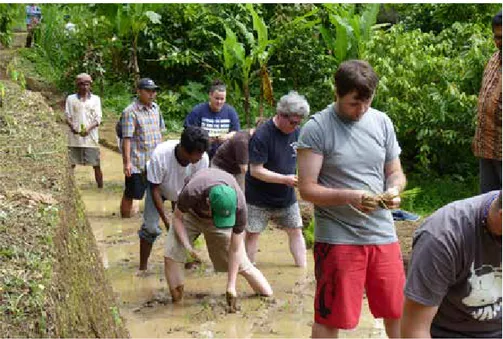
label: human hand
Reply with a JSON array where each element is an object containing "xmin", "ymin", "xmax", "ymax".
[
  {"xmin": 187, "ymin": 248, "xmax": 201, "ymax": 263},
  {"xmin": 378, "ymin": 187, "xmax": 401, "ymax": 210},
  {"xmin": 352, "ymin": 190, "xmax": 379, "ymax": 214},
  {"xmin": 226, "ymin": 291, "xmax": 238, "ymax": 313},
  {"xmin": 123, "ymin": 162, "xmax": 132, "ymax": 177},
  {"xmin": 284, "ymin": 175, "xmax": 298, "ymax": 187}
]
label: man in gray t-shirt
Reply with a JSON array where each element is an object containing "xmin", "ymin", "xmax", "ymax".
[
  {"xmin": 402, "ymin": 191, "xmax": 502, "ymax": 338},
  {"xmin": 297, "ymin": 60, "xmax": 407, "ymax": 338}
]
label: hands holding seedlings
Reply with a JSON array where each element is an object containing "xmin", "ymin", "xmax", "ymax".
[{"xmin": 354, "ymin": 187, "xmax": 401, "ymax": 213}]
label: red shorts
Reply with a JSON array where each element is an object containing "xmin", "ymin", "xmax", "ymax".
[{"xmin": 313, "ymin": 242, "xmax": 405, "ymax": 329}]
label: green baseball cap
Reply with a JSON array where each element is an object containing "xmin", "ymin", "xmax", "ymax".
[{"xmin": 209, "ymin": 185, "xmax": 237, "ymax": 228}]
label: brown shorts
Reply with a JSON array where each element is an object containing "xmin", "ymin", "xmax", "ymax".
[
  {"xmin": 164, "ymin": 210, "xmax": 252, "ymax": 273},
  {"xmin": 68, "ymin": 146, "xmax": 100, "ymax": 166}
]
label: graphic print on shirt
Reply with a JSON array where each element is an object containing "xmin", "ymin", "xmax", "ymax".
[
  {"xmin": 462, "ymin": 262, "xmax": 502, "ymax": 321},
  {"xmin": 201, "ymin": 117, "xmax": 230, "ymax": 137},
  {"xmin": 290, "ymin": 141, "xmax": 298, "ymax": 158}
]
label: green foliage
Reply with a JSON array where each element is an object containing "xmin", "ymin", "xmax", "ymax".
[
  {"xmin": 401, "ymin": 174, "xmax": 478, "ymax": 216},
  {"xmin": 364, "ymin": 23, "xmax": 495, "ymax": 176},
  {"xmin": 303, "ymin": 217, "xmax": 314, "ymax": 249},
  {"xmin": 391, "ymin": 3, "xmax": 501, "ymax": 33},
  {"xmin": 319, "ymin": 3, "xmax": 381, "ymax": 64},
  {"xmin": 0, "ymin": 4, "xmax": 19, "ymax": 47}
]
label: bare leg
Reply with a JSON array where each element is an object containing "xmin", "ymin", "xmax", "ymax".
[
  {"xmin": 93, "ymin": 166, "xmax": 103, "ymax": 188},
  {"xmin": 120, "ymin": 194, "xmax": 133, "ymax": 218},
  {"xmin": 237, "ymin": 243, "xmax": 272, "ymax": 295},
  {"xmin": 239, "ymin": 265, "xmax": 273, "ymax": 296},
  {"xmin": 383, "ymin": 318, "xmax": 400, "ymax": 338},
  {"xmin": 139, "ymin": 238, "xmax": 153, "ymax": 271},
  {"xmin": 311, "ymin": 322, "xmax": 339, "ymax": 338},
  {"xmin": 244, "ymin": 231, "xmax": 260, "ymax": 263},
  {"xmin": 285, "ymin": 228, "xmax": 307, "ymax": 267},
  {"xmin": 164, "ymin": 256, "xmax": 185, "ymax": 302}
]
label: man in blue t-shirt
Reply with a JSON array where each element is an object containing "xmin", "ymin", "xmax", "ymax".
[
  {"xmin": 184, "ymin": 79, "xmax": 240, "ymax": 159},
  {"xmin": 245, "ymin": 91, "xmax": 310, "ymax": 268}
]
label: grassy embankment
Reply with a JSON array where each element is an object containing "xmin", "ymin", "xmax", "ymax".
[{"xmin": 0, "ymin": 34, "xmax": 129, "ymax": 337}]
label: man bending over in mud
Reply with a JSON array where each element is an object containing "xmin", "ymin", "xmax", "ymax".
[
  {"xmin": 137, "ymin": 126, "xmax": 209, "ymax": 275},
  {"xmin": 401, "ymin": 191, "xmax": 502, "ymax": 338},
  {"xmin": 164, "ymin": 167, "xmax": 273, "ymax": 310}
]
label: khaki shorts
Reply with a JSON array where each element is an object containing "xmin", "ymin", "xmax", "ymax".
[
  {"xmin": 164, "ymin": 211, "xmax": 252, "ymax": 272},
  {"xmin": 246, "ymin": 202, "xmax": 303, "ymax": 233},
  {"xmin": 68, "ymin": 146, "xmax": 100, "ymax": 166}
]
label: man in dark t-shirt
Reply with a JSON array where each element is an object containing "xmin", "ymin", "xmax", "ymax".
[
  {"xmin": 245, "ymin": 91, "xmax": 310, "ymax": 267},
  {"xmin": 212, "ymin": 119, "xmax": 266, "ymax": 192},
  {"xmin": 402, "ymin": 191, "xmax": 502, "ymax": 338},
  {"xmin": 163, "ymin": 168, "xmax": 272, "ymax": 309}
]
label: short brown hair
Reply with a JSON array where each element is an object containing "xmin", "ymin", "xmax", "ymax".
[{"xmin": 334, "ymin": 60, "xmax": 379, "ymax": 101}]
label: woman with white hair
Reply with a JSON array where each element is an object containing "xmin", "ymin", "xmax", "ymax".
[{"xmin": 244, "ymin": 91, "xmax": 310, "ymax": 267}]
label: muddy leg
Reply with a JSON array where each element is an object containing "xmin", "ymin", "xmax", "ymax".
[
  {"xmin": 164, "ymin": 256, "xmax": 185, "ymax": 302},
  {"xmin": 285, "ymin": 228, "xmax": 307, "ymax": 267},
  {"xmin": 139, "ymin": 238, "xmax": 153, "ymax": 271},
  {"xmin": 93, "ymin": 166, "xmax": 103, "ymax": 188},
  {"xmin": 120, "ymin": 194, "xmax": 133, "ymax": 218}
]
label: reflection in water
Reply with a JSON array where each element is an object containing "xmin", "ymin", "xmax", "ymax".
[{"xmin": 75, "ymin": 147, "xmax": 386, "ymax": 338}]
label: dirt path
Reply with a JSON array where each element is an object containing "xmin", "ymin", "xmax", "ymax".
[{"xmin": 75, "ymin": 147, "xmax": 389, "ymax": 338}]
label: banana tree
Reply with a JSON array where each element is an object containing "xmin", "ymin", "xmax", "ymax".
[
  {"xmin": 114, "ymin": 4, "xmax": 162, "ymax": 84},
  {"xmin": 318, "ymin": 4, "xmax": 382, "ymax": 64},
  {"xmin": 221, "ymin": 4, "xmax": 275, "ymax": 127}
]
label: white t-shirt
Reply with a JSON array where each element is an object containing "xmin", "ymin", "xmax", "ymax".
[
  {"xmin": 65, "ymin": 93, "xmax": 102, "ymax": 148},
  {"xmin": 147, "ymin": 140, "xmax": 209, "ymax": 201}
]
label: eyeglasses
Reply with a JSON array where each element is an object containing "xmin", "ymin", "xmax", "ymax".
[{"xmin": 281, "ymin": 114, "xmax": 303, "ymax": 126}]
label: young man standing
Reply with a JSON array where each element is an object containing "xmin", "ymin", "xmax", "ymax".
[
  {"xmin": 297, "ymin": 60, "xmax": 406, "ymax": 338},
  {"xmin": 65, "ymin": 73, "xmax": 103, "ymax": 188},
  {"xmin": 120, "ymin": 78, "xmax": 165, "ymax": 218},
  {"xmin": 137, "ymin": 126, "xmax": 209, "ymax": 275}
]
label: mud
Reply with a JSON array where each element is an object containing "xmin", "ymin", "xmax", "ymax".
[{"xmin": 75, "ymin": 146, "xmax": 407, "ymax": 338}]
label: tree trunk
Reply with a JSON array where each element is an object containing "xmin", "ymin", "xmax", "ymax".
[
  {"xmin": 243, "ymin": 83, "xmax": 250, "ymax": 128},
  {"xmin": 132, "ymin": 35, "xmax": 140, "ymax": 85}
]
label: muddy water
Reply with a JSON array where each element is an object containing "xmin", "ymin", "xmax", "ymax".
[{"xmin": 75, "ymin": 146, "xmax": 386, "ymax": 338}]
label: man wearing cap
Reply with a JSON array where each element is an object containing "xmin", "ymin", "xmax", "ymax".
[
  {"xmin": 119, "ymin": 78, "xmax": 165, "ymax": 218},
  {"xmin": 164, "ymin": 167, "xmax": 273, "ymax": 308},
  {"xmin": 65, "ymin": 73, "xmax": 103, "ymax": 188}
]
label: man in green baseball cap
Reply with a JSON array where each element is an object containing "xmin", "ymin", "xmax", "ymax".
[
  {"xmin": 209, "ymin": 184, "xmax": 237, "ymax": 228},
  {"xmin": 163, "ymin": 168, "xmax": 273, "ymax": 311}
]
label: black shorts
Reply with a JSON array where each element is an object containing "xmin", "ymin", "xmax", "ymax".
[{"xmin": 124, "ymin": 173, "xmax": 147, "ymax": 200}]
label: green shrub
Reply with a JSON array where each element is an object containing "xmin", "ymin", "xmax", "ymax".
[{"xmin": 364, "ymin": 23, "xmax": 495, "ymax": 176}]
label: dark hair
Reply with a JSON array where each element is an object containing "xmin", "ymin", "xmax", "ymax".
[
  {"xmin": 180, "ymin": 126, "xmax": 209, "ymax": 154},
  {"xmin": 209, "ymin": 79, "xmax": 226, "ymax": 94},
  {"xmin": 493, "ymin": 11, "xmax": 502, "ymax": 29},
  {"xmin": 334, "ymin": 60, "xmax": 379, "ymax": 101}
]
